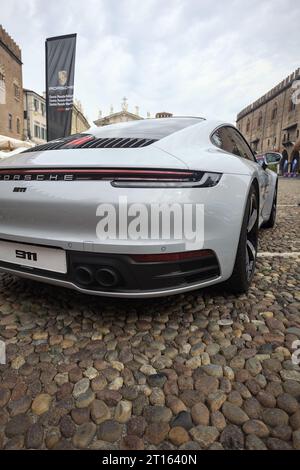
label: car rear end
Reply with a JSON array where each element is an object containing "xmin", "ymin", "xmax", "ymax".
[{"xmin": 0, "ymin": 120, "xmax": 250, "ymax": 297}]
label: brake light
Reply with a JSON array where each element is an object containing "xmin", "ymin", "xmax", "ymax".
[{"xmin": 62, "ymin": 135, "xmax": 95, "ymax": 147}]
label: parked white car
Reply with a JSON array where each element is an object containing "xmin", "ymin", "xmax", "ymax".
[{"xmin": 0, "ymin": 117, "xmax": 278, "ymax": 297}]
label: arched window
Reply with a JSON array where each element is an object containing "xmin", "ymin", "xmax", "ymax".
[
  {"xmin": 289, "ymin": 97, "xmax": 296, "ymax": 112},
  {"xmin": 0, "ymin": 64, "xmax": 5, "ymax": 105},
  {"xmin": 13, "ymin": 79, "xmax": 20, "ymax": 101},
  {"xmin": 246, "ymin": 119, "xmax": 250, "ymax": 133},
  {"xmin": 8, "ymin": 113, "xmax": 12, "ymax": 131},
  {"xmin": 271, "ymin": 103, "xmax": 278, "ymax": 120},
  {"xmin": 0, "ymin": 64, "xmax": 5, "ymax": 84},
  {"xmin": 257, "ymin": 112, "xmax": 262, "ymax": 128}
]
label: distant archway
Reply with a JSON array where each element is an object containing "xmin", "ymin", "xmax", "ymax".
[
  {"xmin": 280, "ymin": 150, "xmax": 289, "ymax": 175},
  {"xmin": 291, "ymin": 150, "xmax": 299, "ymax": 174}
]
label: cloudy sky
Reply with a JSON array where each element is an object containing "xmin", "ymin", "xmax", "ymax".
[{"xmin": 1, "ymin": 0, "xmax": 299, "ymax": 124}]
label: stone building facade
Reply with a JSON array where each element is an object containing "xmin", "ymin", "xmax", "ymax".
[
  {"xmin": 94, "ymin": 99, "xmax": 143, "ymax": 127},
  {"xmin": 236, "ymin": 68, "xmax": 300, "ymax": 174},
  {"xmin": 94, "ymin": 99, "xmax": 176, "ymax": 128},
  {"xmin": 71, "ymin": 101, "xmax": 90, "ymax": 134},
  {"xmin": 94, "ymin": 109, "xmax": 142, "ymax": 127},
  {"xmin": 24, "ymin": 91, "xmax": 89, "ymax": 144},
  {"xmin": 0, "ymin": 25, "xmax": 23, "ymax": 140},
  {"xmin": 23, "ymin": 89, "xmax": 46, "ymax": 143}
]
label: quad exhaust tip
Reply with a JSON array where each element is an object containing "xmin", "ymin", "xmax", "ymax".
[
  {"xmin": 95, "ymin": 268, "xmax": 119, "ymax": 288},
  {"xmin": 74, "ymin": 266, "xmax": 94, "ymax": 286},
  {"xmin": 74, "ymin": 265, "xmax": 119, "ymax": 288}
]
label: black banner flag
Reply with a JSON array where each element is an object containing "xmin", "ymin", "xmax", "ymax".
[{"xmin": 45, "ymin": 34, "xmax": 77, "ymax": 141}]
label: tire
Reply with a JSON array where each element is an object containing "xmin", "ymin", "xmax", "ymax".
[
  {"xmin": 262, "ymin": 182, "xmax": 277, "ymax": 229},
  {"xmin": 225, "ymin": 185, "xmax": 259, "ymax": 294}
]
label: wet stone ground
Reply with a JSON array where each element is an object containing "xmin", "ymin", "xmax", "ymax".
[{"xmin": 0, "ymin": 178, "xmax": 300, "ymax": 450}]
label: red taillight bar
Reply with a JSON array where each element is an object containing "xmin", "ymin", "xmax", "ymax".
[
  {"xmin": 0, "ymin": 169, "xmax": 194, "ymax": 177},
  {"xmin": 62, "ymin": 136, "xmax": 95, "ymax": 147},
  {"xmin": 130, "ymin": 249, "xmax": 214, "ymax": 263}
]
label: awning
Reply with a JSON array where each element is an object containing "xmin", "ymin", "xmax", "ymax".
[
  {"xmin": 0, "ymin": 135, "xmax": 34, "ymax": 151},
  {"xmin": 282, "ymin": 122, "xmax": 297, "ymax": 131}
]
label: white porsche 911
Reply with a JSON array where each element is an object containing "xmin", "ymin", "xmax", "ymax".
[{"xmin": 0, "ymin": 117, "xmax": 279, "ymax": 298}]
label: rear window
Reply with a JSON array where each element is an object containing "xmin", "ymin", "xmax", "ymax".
[
  {"xmin": 21, "ymin": 117, "xmax": 205, "ymax": 153},
  {"xmin": 87, "ymin": 117, "xmax": 204, "ymax": 140}
]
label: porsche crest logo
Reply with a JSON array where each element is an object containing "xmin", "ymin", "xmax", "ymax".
[{"xmin": 58, "ymin": 70, "xmax": 68, "ymax": 86}]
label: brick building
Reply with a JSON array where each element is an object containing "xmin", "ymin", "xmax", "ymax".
[
  {"xmin": 236, "ymin": 68, "xmax": 300, "ymax": 174},
  {"xmin": 156, "ymin": 112, "xmax": 173, "ymax": 118},
  {"xmin": 0, "ymin": 25, "xmax": 23, "ymax": 140}
]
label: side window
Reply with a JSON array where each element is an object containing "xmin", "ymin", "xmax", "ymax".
[
  {"xmin": 211, "ymin": 126, "xmax": 255, "ymax": 161},
  {"xmin": 211, "ymin": 126, "xmax": 241, "ymax": 156},
  {"xmin": 230, "ymin": 128, "xmax": 255, "ymax": 161}
]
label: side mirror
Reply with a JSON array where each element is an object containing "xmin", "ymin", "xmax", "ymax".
[{"xmin": 265, "ymin": 152, "xmax": 282, "ymax": 165}]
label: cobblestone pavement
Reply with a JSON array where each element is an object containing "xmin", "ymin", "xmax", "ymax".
[{"xmin": 0, "ymin": 178, "xmax": 299, "ymax": 450}]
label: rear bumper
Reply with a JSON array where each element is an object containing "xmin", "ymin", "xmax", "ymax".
[
  {"xmin": 0, "ymin": 248, "xmax": 221, "ymax": 298},
  {"xmin": 0, "ymin": 173, "xmax": 251, "ymax": 284}
]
